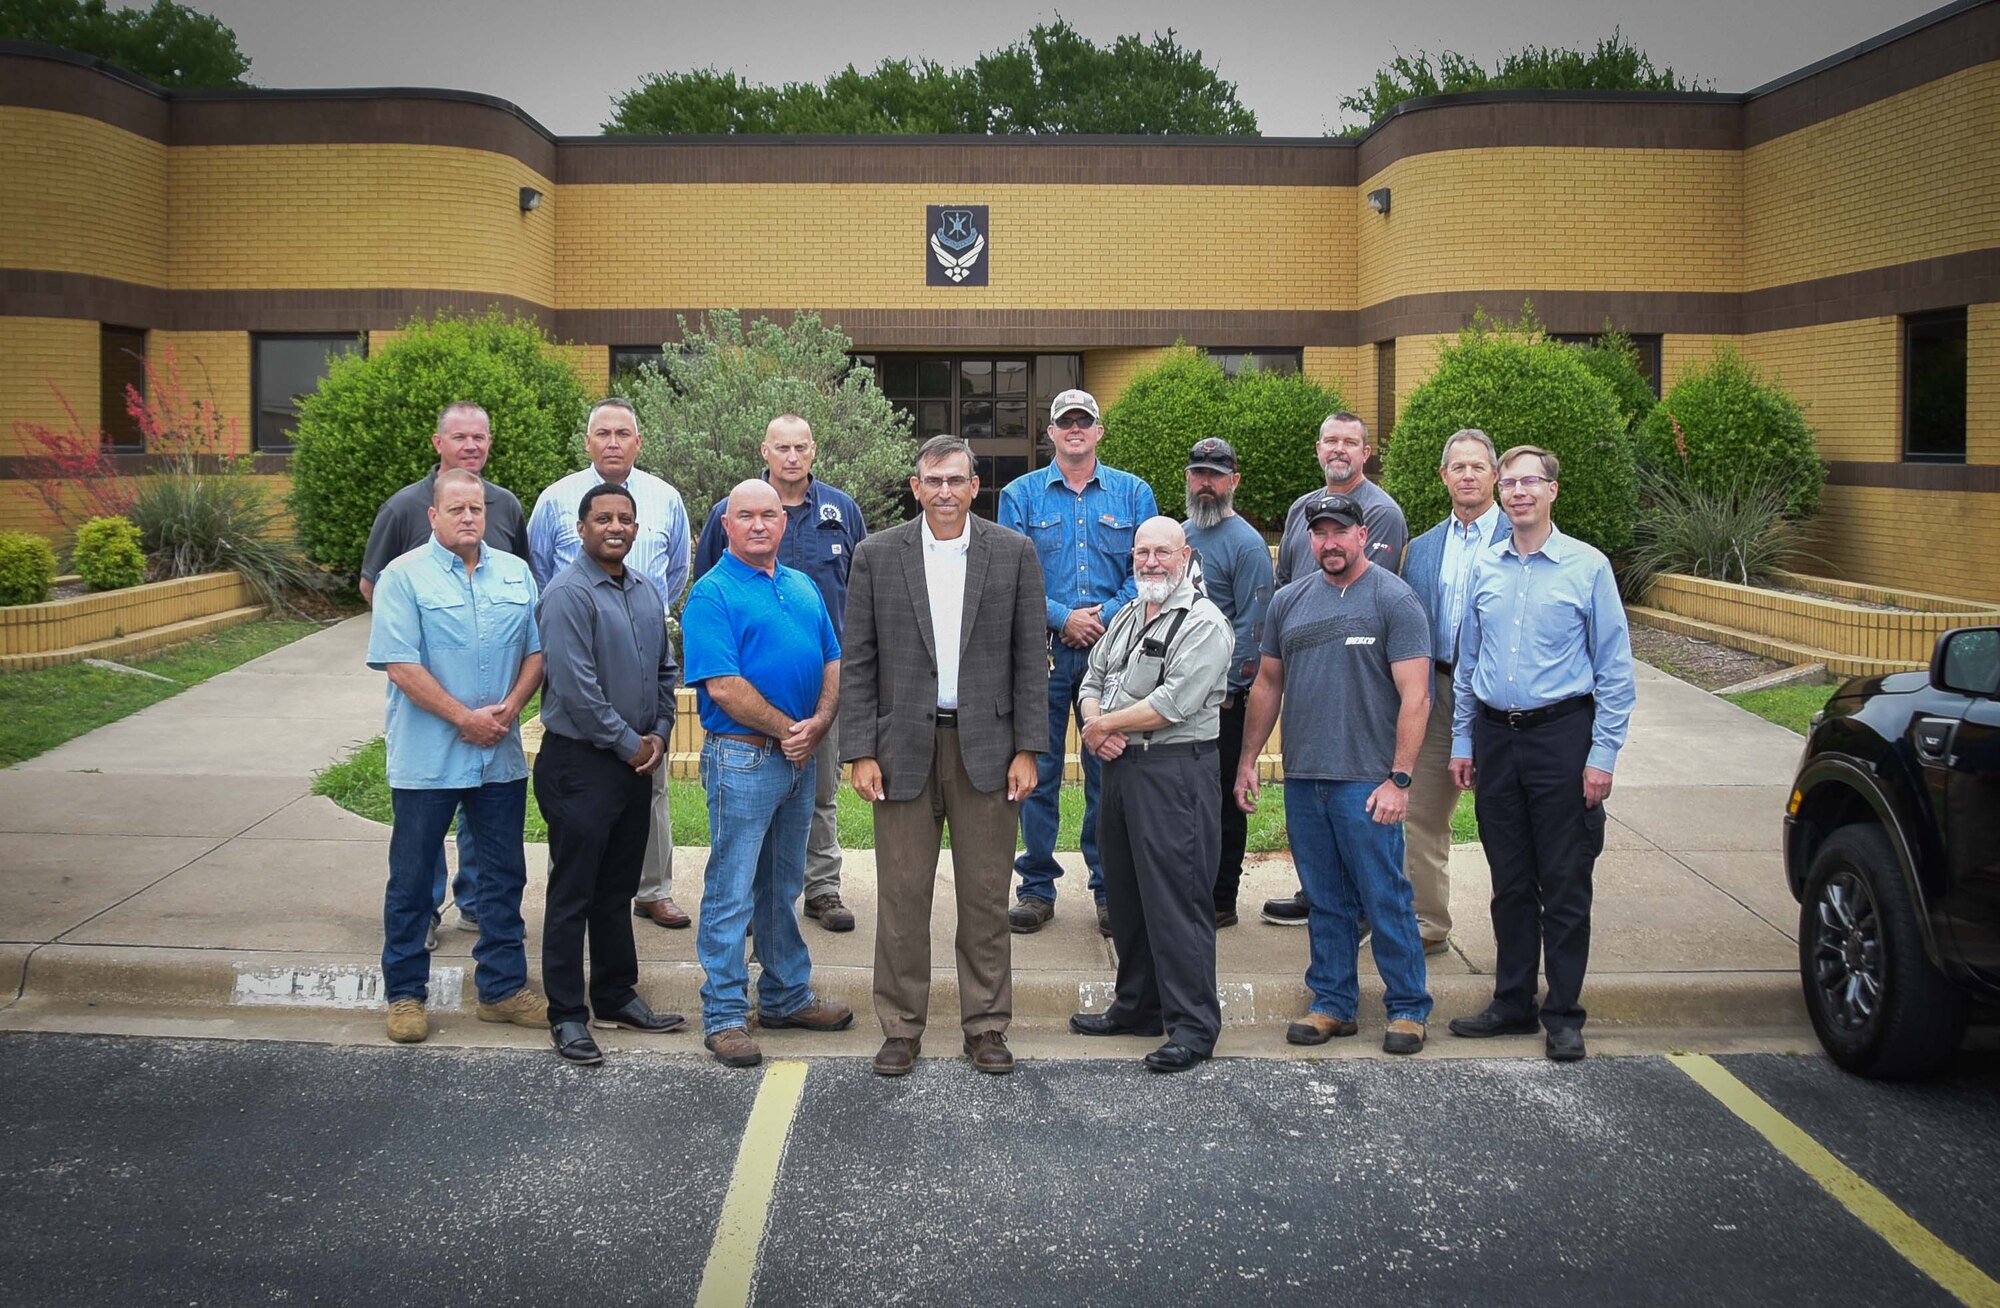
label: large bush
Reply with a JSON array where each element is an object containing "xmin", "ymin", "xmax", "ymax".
[
  {"xmin": 1100, "ymin": 345, "xmax": 1344, "ymax": 531},
  {"xmin": 1382, "ymin": 314, "xmax": 1637, "ymax": 553},
  {"xmin": 1637, "ymin": 346, "xmax": 1824, "ymax": 518},
  {"xmin": 623, "ymin": 310, "xmax": 915, "ymax": 530},
  {"xmin": 72, "ymin": 515, "xmax": 146, "ymax": 591},
  {"xmin": 0, "ymin": 532, "xmax": 57, "ymax": 606},
  {"xmin": 1568, "ymin": 331, "xmax": 1657, "ymax": 436},
  {"xmin": 290, "ymin": 312, "xmax": 586, "ymax": 574}
]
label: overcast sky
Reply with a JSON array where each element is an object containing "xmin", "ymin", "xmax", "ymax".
[{"xmin": 195, "ymin": 0, "xmax": 1948, "ymax": 136}]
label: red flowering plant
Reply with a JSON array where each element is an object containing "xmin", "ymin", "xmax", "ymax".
[{"xmin": 13, "ymin": 385, "xmax": 137, "ymax": 532}]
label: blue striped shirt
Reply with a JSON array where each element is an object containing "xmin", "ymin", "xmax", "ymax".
[{"xmin": 526, "ymin": 465, "xmax": 690, "ymax": 603}]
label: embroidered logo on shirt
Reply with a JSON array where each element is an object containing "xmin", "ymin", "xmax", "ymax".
[
  {"xmin": 819, "ymin": 503, "xmax": 843, "ymax": 523},
  {"xmin": 831, "ymin": 543, "xmax": 842, "ymax": 555},
  {"xmin": 1345, "ymin": 636, "xmax": 1377, "ymax": 646}
]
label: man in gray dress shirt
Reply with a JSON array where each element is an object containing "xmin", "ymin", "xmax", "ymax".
[{"xmin": 1068, "ymin": 516, "xmax": 1233, "ymax": 1073}]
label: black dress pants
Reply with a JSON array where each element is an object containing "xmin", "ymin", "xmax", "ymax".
[
  {"xmin": 1471, "ymin": 703, "xmax": 1606, "ymax": 1031},
  {"xmin": 535, "ymin": 731, "xmax": 652, "ymax": 1027},
  {"xmin": 1212, "ymin": 697, "xmax": 1249, "ymax": 915}
]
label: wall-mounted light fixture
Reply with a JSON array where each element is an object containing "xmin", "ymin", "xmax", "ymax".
[
  {"xmin": 519, "ymin": 187, "xmax": 543, "ymax": 213},
  {"xmin": 1367, "ymin": 187, "xmax": 1391, "ymax": 216}
]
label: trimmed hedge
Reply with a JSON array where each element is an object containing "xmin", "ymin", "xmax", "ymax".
[
  {"xmin": 1637, "ymin": 346, "xmax": 1824, "ymax": 518},
  {"xmin": 1569, "ymin": 331, "xmax": 1657, "ymax": 436},
  {"xmin": 0, "ymin": 531, "xmax": 58, "ymax": 606},
  {"xmin": 72, "ymin": 515, "xmax": 147, "ymax": 592}
]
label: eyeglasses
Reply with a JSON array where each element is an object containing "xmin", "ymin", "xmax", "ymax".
[
  {"xmin": 918, "ymin": 475, "xmax": 971, "ymax": 491},
  {"xmin": 1496, "ymin": 475, "xmax": 1552, "ymax": 491},
  {"xmin": 1052, "ymin": 415, "xmax": 1096, "ymax": 431},
  {"xmin": 1131, "ymin": 547, "xmax": 1183, "ymax": 561}
]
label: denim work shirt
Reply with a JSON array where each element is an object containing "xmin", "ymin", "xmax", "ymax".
[
  {"xmin": 693, "ymin": 475, "xmax": 867, "ymax": 636},
  {"xmin": 527, "ymin": 465, "xmax": 691, "ymax": 603},
  {"xmin": 367, "ymin": 537, "xmax": 540, "ymax": 790},
  {"xmin": 998, "ymin": 460, "xmax": 1158, "ymax": 633},
  {"xmin": 1450, "ymin": 525, "xmax": 1637, "ymax": 774}
]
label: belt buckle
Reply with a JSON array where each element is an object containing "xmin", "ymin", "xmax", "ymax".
[{"xmin": 1506, "ymin": 709, "xmax": 1525, "ymax": 730}]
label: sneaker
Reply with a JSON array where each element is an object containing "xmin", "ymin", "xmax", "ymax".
[
  {"xmin": 453, "ymin": 907, "xmax": 480, "ymax": 934},
  {"xmin": 424, "ymin": 911, "xmax": 440, "ymax": 952},
  {"xmin": 1356, "ymin": 915, "xmax": 1372, "ymax": 949},
  {"xmin": 1008, "ymin": 896, "xmax": 1055, "ymax": 934},
  {"xmin": 1261, "ymin": 892, "xmax": 1308, "ymax": 926},
  {"xmin": 706, "ymin": 1026, "xmax": 763, "ymax": 1068},
  {"xmin": 476, "ymin": 987, "xmax": 549, "ymax": 1028},
  {"xmin": 759, "ymin": 997, "xmax": 854, "ymax": 1032},
  {"xmin": 386, "ymin": 998, "xmax": 427, "ymax": 1044},
  {"xmin": 804, "ymin": 892, "xmax": 856, "ymax": 933}
]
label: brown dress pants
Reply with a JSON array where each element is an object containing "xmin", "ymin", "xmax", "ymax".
[
  {"xmin": 1402, "ymin": 666, "xmax": 1459, "ymax": 944},
  {"xmin": 872, "ymin": 724, "xmax": 1018, "ymax": 1039}
]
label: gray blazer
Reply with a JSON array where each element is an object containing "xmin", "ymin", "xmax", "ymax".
[
  {"xmin": 1402, "ymin": 509, "xmax": 1511, "ymax": 661},
  {"xmin": 840, "ymin": 514, "xmax": 1050, "ymax": 801}
]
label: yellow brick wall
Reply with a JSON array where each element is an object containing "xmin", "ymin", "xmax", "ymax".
[
  {"xmin": 169, "ymin": 145, "xmax": 556, "ymax": 303},
  {"xmin": 555, "ymin": 184, "xmax": 1348, "ymax": 311},
  {"xmin": 1744, "ymin": 64, "xmax": 2000, "ymax": 290},
  {"xmin": 149, "ymin": 331, "xmax": 253, "ymax": 455},
  {"xmin": 556, "ymin": 343, "xmax": 609, "ymax": 396},
  {"xmin": 1971, "ymin": 302, "xmax": 2000, "ymax": 465},
  {"xmin": 0, "ymin": 107, "xmax": 167, "ymax": 287},
  {"xmin": 1081, "ymin": 347, "xmax": 1168, "ymax": 409},
  {"xmin": 1301, "ymin": 345, "xmax": 1365, "ymax": 426},
  {"xmin": 1660, "ymin": 335, "xmax": 1730, "ymax": 390},
  {"xmin": 0, "ymin": 317, "xmax": 101, "ymax": 453},
  {"xmin": 1734, "ymin": 318, "xmax": 1901, "ymax": 462},
  {"xmin": 1811, "ymin": 486, "xmax": 2000, "ymax": 604},
  {"xmin": 1355, "ymin": 149, "xmax": 1742, "ymax": 305}
]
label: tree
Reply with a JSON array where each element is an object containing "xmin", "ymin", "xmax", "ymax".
[
  {"xmin": 1335, "ymin": 32, "xmax": 1702, "ymax": 135},
  {"xmin": 605, "ymin": 20, "xmax": 1256, "ymax": 136},
  {"xmin": 1, "ymin": 0, "xmax": 250, "ymax": 88},
  {"xmin": 620, "ymin": 311, "xmax": 914, "ymax": 533}
]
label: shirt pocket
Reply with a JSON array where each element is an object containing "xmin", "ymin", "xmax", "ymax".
[
  {"xmin": 417, "ymin": 592, "xmax": 472, "ymax": 650},
  {"xmin": 1090, "ymin": 511, "xmax": 1139, "ymax": 559},
  {"xmin": 480, "ymin": 577, "xmax": 534, "ymax": 646},
  {"xmin": 1527, "ymin": 578, "xmax": 1589, "ymax": 666}
]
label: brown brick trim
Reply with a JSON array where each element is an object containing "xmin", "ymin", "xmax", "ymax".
[
  {"xmin": 1826, "ymin": 460, "xmax": 2000, "ymax": 493},
  {"xmin": 555, "ymin": 307, "xmax": 1353, "ymax": 349},
  {"xmin": 1740, "ymin": 249, "xmax": 2000, "ymax": 333},
  {"xmin": 0, "ymin": 452, "xmax": 294, "ymax": 478},
  {"xmin": 1354, "ymin": 289, "xmax": 1743, "ymax": 341},
  {"xmin": 1357, "ymin": 99, "xmax": 1743, "ymax": 180},
  {"xmin": 169, "ymin": 94, "xmax": 557, "ymax": 177},
  {"xmin": 0, "ymin": 272, "xmax": 550, "ymax": 332},
  {"xmin": 0, "ymin": 46, "xmax": 167, "ymax": 141}
]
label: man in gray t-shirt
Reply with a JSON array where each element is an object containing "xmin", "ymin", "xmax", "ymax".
[{"xmin": 1236, "ymin": 491, "xmax": 1436, "ymax": 1055}]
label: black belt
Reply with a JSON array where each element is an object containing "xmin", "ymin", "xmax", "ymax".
[
  {"xmin": 934, "ymin": 709, "xmax": 958, "ymax": 728},
  {"xmin": 1435, "ymin": 659, "xmax": 1454, "ymax": 677},
  {"xmin": 1480, "ymin": 695, "xmax": 1593, "ymax": 730},
  {"xmin": 1120, "ymin": 739, "xmax": 1214, "ymax": 758}
]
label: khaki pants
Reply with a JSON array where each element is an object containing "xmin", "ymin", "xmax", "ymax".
[
  {"xmin": 1403, "ymin": 667, "xmax": 1458, "ymax": 943},
  {"xmin": 872, "ymin": 725, "xmax": 1017, "ymax": 1039},
  {"xmin": 634, "ymin": 764, "xmax": 675, "ymax": 902},
  {"xmin": 805, "ymin": 725, "xmax": 843, "ymax": 901}
]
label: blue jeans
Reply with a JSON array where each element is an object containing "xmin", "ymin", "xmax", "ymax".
[
  {"xmin": 1014, "ymin": 642, "xmax": 1103, "ymax": 905},
  {"xmin": 1284, "ymin": 778, "xmax": 1432, "ymax": 1024},
  {"xmin": 427, "ymin": 808, "xmax": 479, "ymax": 920},
  {"xmin": 696, "ymin": 738, "xmax": 818, "ymax": 1035},
  {"xmin": 384, "ymin": 781, "xmax": 528, "ymax": 1006}
]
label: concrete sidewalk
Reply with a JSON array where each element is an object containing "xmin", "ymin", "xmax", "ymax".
[{"xmin": 0, "ymin": 615, "xmax": 1812, "ymax": 1050}]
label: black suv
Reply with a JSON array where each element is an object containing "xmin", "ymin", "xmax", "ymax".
[{"xmin": 1786, "ymin": 624, "xmax": 2000, "ymax": 1079}]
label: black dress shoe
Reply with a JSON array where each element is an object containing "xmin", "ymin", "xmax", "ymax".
[
  {"xmin": 1446, "ymin": 1008, "xmax": 1542, "ymax": 1038},
  {"xmin": 551, "ymin": 1021, "xmax": 604, "ymax": 1065},
  {"xmin": 1143, "ymin": 1042, "xmax": 1211, "ymax": 1073},
  {"xmin": 1069, "ymin": 1011, "xmax": 1165, "ymax": 1038},
  {"xmin": 1546, "ymin": 1027, "xmax": 1587, "ymax": 1062},
  {"xmin": 591, "ymin": 996, "xmax": 686, "ymax": 1033}
]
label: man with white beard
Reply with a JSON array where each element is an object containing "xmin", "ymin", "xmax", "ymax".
[{"xmin": 1067, "ymin": 517, "xmax": 1233, "ymax": 1073}]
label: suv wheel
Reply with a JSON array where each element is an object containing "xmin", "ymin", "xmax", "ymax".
[{"xmin": 1800, "ymin": 824, "xmax": 1968, "ymax": 1079}]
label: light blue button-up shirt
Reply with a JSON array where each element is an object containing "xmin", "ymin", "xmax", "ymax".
[
  {"xmin": 1436, "ymin": 501, "xmax": 1504, "ymax": 662},
  {"xmin": 367, "ymin": 537, "xmax": 541, "ymax": 790},
  {"xmin": 1450, "ymin": 524, "xmax": 1637, "ymax": 774},
  {"xmin": 997, "ymin": 460, "xmax": 1158, "ymax": 632},
  {"xmin": 527, "ymin": 465, "xmax": 690, "ymax": 603}
]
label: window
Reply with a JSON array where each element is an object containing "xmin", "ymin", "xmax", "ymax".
[
  {"xmin": 99, "ymin": 325, "xmax": 147, "ymax": 452},
  {"xmin": 1206, "ymin": 348, "xmax": 1301, "ymax": 379},
  {"xmin": 609, "ymin": 345, "xmax": 668, "ymax": 388},
  {"xmin": 254, "ymin": 334, "xmax": 362, "ymax": 451},
  {"xmin": 1552, "ymin": 331, "xmax": 1663, "ymax": 396},
  {"xmin": 1904, "ymin": 309, "xmax": 1967, "ymax": 464},
  {"xmin": 1376, "ymin": 340, "xmax": 1396, "ymax": 441}
]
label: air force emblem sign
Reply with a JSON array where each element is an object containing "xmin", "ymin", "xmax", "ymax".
[{"xmin": 926, "ymin": 205, "xmax": 989, "ymax": 287}]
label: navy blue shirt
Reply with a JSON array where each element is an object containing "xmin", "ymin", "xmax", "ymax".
[
  {"xmin": 694, "ymin": 476, "xmax": 866, "ymax": 635},
  {"xmin": 682, "ymin": 552, "xmax": 841, "ymax": 737}
]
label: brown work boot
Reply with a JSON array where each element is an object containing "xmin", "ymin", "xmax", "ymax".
[
  {"xmin": 634, "ymin": 897, "xmax": 691, "ymax": 929},
  {"xmin": 759, "ymin": 997, "xmax": 855, "ymax": 1032},
  {"xmin": 873, "ymin": 1036, "xmax": 921, "ymax": 1077},
  {"xmin": 705, "ymin": 1026, "xmax": 762, "ymax": 1068},
  {"xmin": 1285, "ymin": 1012, "xmax": 1359, "ymax": 1046},
  {"xmin": 964, "ymin": 1030, "xmax": 1015, "ymax": 1075},
  {"xmin": 476, "ymin": 987, "xmax": 549, "ymax": 1028},
  {"xmin": 804, "ymin": 892, "xmax": 856, "ymax": 933},
  {"xmin": 1383, "ymin": 1018, "xmax": 1427, "ymax": 1056},
  {"xmin": 385, "ymin": 998, "xmax": 427, "ymax": 1044}
]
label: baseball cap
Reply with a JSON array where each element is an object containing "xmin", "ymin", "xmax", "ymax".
[
  {"xmin": 1303, "ymin": 491, "xmax": 1364, "ymax": 528},
  {"xmin": 1186, "ymin": 438, "xmax": 1237, "ymax": 473},
  {"xmin": 1049, "ymin": 389, "xmax": 1100, "ymax": 423}
]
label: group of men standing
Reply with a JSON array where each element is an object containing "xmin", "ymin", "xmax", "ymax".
[{"xmin": 358, "ymin": 378, "xmax": 1635, "ymax": 1073}]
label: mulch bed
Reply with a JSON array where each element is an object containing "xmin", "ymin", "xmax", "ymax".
[{"xmin": 1629, "ymin": 624, "xmax": 1792, "ymax": 692}]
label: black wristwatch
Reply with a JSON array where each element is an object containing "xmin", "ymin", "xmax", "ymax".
[{"xmin": 1390, "ymin": 771, "xmax": 1413, "ymax": 789}]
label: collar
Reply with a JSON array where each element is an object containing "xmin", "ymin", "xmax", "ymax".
[
  {"xmin": 425, "ymin": 535, "xmax": 487, "ymax": 572},
  {"xmin": 1451, "ymin": 502, "xmax": 1502, "ymax": 539},
  {"xmin": 920, "ymin": 515, "xmax": 971, "ymax": 555},
  {"xmin": 1040, "ymin": 459, "xmax": 1102, "ymax": 490},
  {"xmin": 1503, "ymin": 522, "xmax": 1569, "ymax": 561},
  {"xmin": 717, "ymin": 550, "xmax": 779, "ymax": 581},
  {"xmin": 1141, "ymin": 571, "xmax": 1199, "ymax": 617},
  {"xmin": 577, "ymin": 551, "xmax": 636, "ymax": 589}
]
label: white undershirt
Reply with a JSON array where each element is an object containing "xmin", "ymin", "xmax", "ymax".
[{"xmin": 922, "ymin": 517, "xmax": 970, "ymax": 710}]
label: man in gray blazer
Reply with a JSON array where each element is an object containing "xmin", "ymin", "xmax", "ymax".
[
  {"xmin": 1399, "ymin": 428, "xmax": 1509, "ymax": 955},
  {"xmin": 841, "ymin": 436, "xmax": 1049, "ymax": 1078}
]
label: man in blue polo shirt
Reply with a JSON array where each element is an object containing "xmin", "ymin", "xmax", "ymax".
[
  {"xmin": 681, "ymin": 479, "xmax": 855, "ymax": 1067},
  {"xmin": 693, "ymin": 414, "xmax": 867, "ymax": 933}
]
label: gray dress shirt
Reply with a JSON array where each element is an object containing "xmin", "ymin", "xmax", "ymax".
[{"xmin": 536, "ymin": 554, "xmax": 679, "ymax": 760}]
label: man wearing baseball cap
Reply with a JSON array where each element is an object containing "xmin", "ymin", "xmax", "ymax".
[
  {"xmin": 997, "ymin": 388, "xmax": 1159, "ymax": 936},
  {"xmin": 1181, "ymin": 438, "xmax": 1273, "ymax": 928}
]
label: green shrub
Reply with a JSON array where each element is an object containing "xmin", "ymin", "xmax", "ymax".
[
  {"xmin": 0, "ymin": 532, "xmax": 58, "ymax": 606},
  {"xmin": 1622, "ymin": 466, "xmax": 1820, "ymax": 598},
  {"xmin": 72, "ymin": 515, "xmax": 147, "ymax": 591},
  {"xmin": 290, "ymin": 311, "xmax": 587, "ymax": 574},
  {"xmin": 1382, "ymin": 312, "xmax": 1637, "ymax": 553},
  {"xmin": 1568, "ymin": 330, "xmax": 1657, "ymax": 435},
  {"xmin": 1638, "ymin": 346, "xmax": 1824, "ymax": 518}
]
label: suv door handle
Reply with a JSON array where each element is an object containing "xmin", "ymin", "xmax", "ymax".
[{"xmin": 1912, "ymin": 716, "xmax": 1958, "ymax": 763}]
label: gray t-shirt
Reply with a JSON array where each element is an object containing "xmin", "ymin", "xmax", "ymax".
[
  {"xmin": 1273, "ymin": 478, "xmax": 1408, "ymax": 589},
  {"xmin": 1185, "ymin": 513, "xmax": 1274, "ymax": 693},
  {"xmin": 1261, "ymin": 563, "xmax": 1432, "ymax": 781},
  {"xmin": 360, "ymin": 469, "xmax": 530, "ymax": 583}
]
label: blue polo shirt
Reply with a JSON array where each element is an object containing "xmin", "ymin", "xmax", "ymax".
[
  {"xmin": 681, "ymin": 552, "xmax": 840, "ymax": 736},
  {"xmin": 998, "ymin": 459, "xmax": 1158, "ymax": 632},
  {"xmin": 692, "ymin": 476, "xmax": 866, "ymax": 635},
  {"xmin": 366, "ymin": 537, "xmax": 540, "ymax": 790}
]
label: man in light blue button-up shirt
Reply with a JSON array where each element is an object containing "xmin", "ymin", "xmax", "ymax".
[
  {"xmin": 1446, "ymin": 444, "xmax": 1636, "ymax": 1063},
  {"xmin": 367, "ymin": 470, "xmax": 546, "ymax": 1045}
]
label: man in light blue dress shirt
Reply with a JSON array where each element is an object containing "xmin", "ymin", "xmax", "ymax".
[
  {"xmin": 1446, "ymin": 444, "xmax": 1636, "ymax": 1063},
  {"xmin": 528, "ymin": 398, "xmax": 694, "ymax": 931}
]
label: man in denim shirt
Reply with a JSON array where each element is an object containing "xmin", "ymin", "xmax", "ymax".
[
  {"xmin": 998, "ymin": 389, "xmax": 1158, "ymax": 936},
  {"xmin": 367, "ymin": 469, "xmax": 547, "ymax": 1046}
]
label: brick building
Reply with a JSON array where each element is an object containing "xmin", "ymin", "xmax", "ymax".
[{"xmin": 1, "ymin": 0, "xmax": 1994, "ymax": 598}]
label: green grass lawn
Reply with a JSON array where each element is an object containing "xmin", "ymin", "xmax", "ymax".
[
  {"xmin": 0, "ymin": 619, "xmax": 327, "ymax": 767},
  {"xmin": 1722, "ymin": 683, "xmax": 1838, "ymax": 735}
]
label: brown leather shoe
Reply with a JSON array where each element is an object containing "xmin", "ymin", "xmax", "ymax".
[
  {"xmin": 1423, "ymin": 936, "xmax": 1451, "ymax": 957},
  {"xmin": 1285, "ymin": 1012, "xmax": 1359, "ymax": 1046},
  {"xmin": 475, "ymin": 987, "xmax": 549, "ymax": 1028},
  {"xmin": 705, "ymin": 1026, "xmax": 762, "ymax": 1067},
  {"xmin": 1383, "ymin": 1018, "xmax": 1427, "ymax": 1055},
  {"xmin": 804, "ymin": 892, "xmax": 855, "ymax": 932},
  {"xmin": 634, "ymin": 897, "xmax": 691, "ymax": 929},
  {"xmin": 385, "ymin": 998, "xmax": 427, "ymax": 1044},
  {"xmin": 873, "ymin": 1036, "xmax": 920, "ymax": 1076},
  {"xmin": 964, "ymin": 1030, "xmax": 1015, "ymax": 1075},
  {"xmin": 759, "ymin": 997, "xmax": 855, "ymax": 1032}
]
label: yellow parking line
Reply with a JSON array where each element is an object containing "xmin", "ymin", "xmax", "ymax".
[
  {"xmin": 1671, "ymin": 1054, "xmax": 2000, "ymax": 1307},
  {"xmin": 694, "ymin": 1059, "xmax": 809, "ymax": 1308}
]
